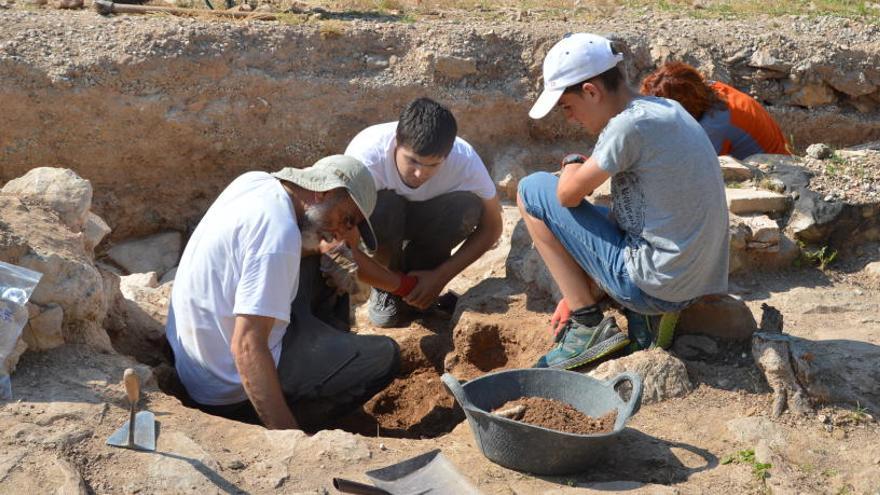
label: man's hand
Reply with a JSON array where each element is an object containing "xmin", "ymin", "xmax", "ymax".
[
  {"xmin": 403, "ymin": 269, "xmax": 449, "ymax": 310},
  {"xmin": 549, "ymin": 299, "xmax": 571, "ymax": 338}
]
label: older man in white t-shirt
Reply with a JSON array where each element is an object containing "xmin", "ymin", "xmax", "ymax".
[
  {"xmin": 345, "ymin": 97, "xmax": 503, "ymax": 327},
  {"xmin": 166, "ymin": 155, "xmax": 402, "ymax": 430}
]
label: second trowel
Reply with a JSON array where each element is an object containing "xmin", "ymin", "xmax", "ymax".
[{"xmin": 106, "ymin": 368, "xmax": 156, "ymax": 451}]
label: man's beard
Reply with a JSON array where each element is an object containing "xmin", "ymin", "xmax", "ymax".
[{"xmin": 299, "ymin": 200, "xmax": 336, "ymax": 252}]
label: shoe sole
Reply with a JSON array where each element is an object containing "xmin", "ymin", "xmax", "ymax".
[{"xmin": 549, "ymin": 333, "xmax": 631, "ymax": 370}]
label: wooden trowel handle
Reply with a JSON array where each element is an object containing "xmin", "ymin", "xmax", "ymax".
[{"xmin": 124, "ymin": 368, "xmax": 140, "ymax": 406}]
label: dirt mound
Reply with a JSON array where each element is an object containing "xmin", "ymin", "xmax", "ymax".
[{"xmin": 495, "ymin": 397, "xmax": 617, "ymax": 435}]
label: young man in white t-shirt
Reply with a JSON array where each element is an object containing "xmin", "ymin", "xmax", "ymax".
[
  {"xmin": 166, "ymin": 155, "xmax": 407, "ymax": 430},
  {"xmin": 345, "ymin": 98, "xmax": 504, "ymax": 327}
]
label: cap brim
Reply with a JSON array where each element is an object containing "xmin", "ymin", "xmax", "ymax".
[
  {"xmin": 357, "ymin": 219, "xmax": 377, "ymax": 252},
  {"xmin": 529, "ymin": 87, "xmax": 564, "ymax": 119}
]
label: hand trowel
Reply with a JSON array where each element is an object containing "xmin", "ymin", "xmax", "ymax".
[{"xmin": 106, "ymin": 368, "xmax": 156, "ymax": 451}]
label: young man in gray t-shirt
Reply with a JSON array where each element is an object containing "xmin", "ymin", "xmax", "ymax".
[{"xmin": 519, "ymin": 33, "xmax": 729, "ymax": 369}]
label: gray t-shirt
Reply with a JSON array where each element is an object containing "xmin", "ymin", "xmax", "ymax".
[{"xmin": 593, "ymin": 96, "xmax": 729, "ymax": 302}]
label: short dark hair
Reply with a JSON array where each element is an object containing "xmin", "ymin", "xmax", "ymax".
[
  {"xmin": 563, "ymin": 43, "xmax": 626, "ymax": 94},
  {"xmin": 396, "ymin": 97, "xmax": 458, "ymax": 158}
]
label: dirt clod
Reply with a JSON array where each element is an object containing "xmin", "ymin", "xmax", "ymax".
[{"xmin": 494, "ymin": 397, "xmax": 617, "ymax": 435}]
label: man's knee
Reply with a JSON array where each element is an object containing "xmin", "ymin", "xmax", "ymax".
[{"xmin": 370, "ymin": 336, "xmax": 400, "ymax": 384}]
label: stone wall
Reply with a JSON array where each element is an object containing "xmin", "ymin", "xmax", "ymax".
[{"xmin": 1, "ymin": 11, "xmax": 879, "ymax": 242}]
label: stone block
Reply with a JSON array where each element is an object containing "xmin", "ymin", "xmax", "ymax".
[
  {"xmin": 1, "ymin": 167, "xmax": 93, "ymax": 232},
  {"xmin": 82, "ymin": 212, "xmax": 111, "ymax": 252},
  {"xmin": 107, "ymin": 231, "xmax": 182, "ymax": 275},
  {"xmin": 589, "ymin": 348, "xmax": 692, "ymax": 404},
  {"xmin": 434, "ymin": 55, "xmax": 477, "ymax": 80},
  {"xmin": 741, "ymin": 214, "xmax": 780, "ymax": 245},
  {"xmin": 726, "ymin": 188, "xmax": 789, "ymax": 215},
  {"xmin": 719, "ymin": 155, "xmax": 754, "ymax": 182},
  {"xmin": 22, "ymin": 304, "xmax": 64, "ymax": 351},
  {"xmin": 491, "ymin": 150, "xmax": 527, "ymax": 201},
  {"xmin": 678, "ymin": 294, "xmax": 757, "ymax": 341}
]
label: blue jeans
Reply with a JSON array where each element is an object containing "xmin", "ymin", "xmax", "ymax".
[{"xmin": 518, "ymin": 172, "xmax": 692, "ymax": 315}]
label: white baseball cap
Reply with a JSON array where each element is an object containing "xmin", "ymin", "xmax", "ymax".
[{"xmin": 529, "ymin": 33, "xmax": 624, "ymax": 119}]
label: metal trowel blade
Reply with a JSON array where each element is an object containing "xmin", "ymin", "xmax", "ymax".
[{"xmin": 106, "ymin": 411, "xmax": 156, "ymax": 451}]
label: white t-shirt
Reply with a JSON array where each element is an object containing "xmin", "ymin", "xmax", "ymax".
[
  {"xmin": 166, "ymin": 172, "xmax": 302, "ymax": 406},
  {"xmin": 344, "ymin": 122, "xmax": 497, "ymax": 202}
]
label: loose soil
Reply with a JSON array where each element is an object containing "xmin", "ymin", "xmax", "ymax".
[{"xmin": 494, "ymin": 397, "xmax": 617, "ymax": 435}]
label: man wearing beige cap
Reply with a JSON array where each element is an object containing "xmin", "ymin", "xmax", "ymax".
[
  {"xmin": 167, "ymin": 155, "xmax": 403, "ymax": 430},
  {"xmin": 519, "ymin": 33, "xmax": 728, "ymax": 369}
]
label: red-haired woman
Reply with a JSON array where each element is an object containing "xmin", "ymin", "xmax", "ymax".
[{"xmin": 641, "ymin": 62, "xmax": 790, "ymax": 160}]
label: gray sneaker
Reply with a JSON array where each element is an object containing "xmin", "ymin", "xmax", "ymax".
[
  {"xmin": 535, "ymin": 317, "xmax": 630, "ymax": 370},
  {"xmin": 368, "ymin": 288, "xmax": 410, "ymax": 328}
]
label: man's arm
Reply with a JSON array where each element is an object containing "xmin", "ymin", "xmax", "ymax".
[
  {"xmin": 230, "ymin": 314, "xmax": 298, "ymax": 430},
  {"xmin": 351, "ymin": 247, "xmax": 406, "ymax": 293},
  {"xmin": 405, "ymin": 195, "xmax": 503, "ymax": 309},
  {"xmin": 556, "ymin": 157, "xmax": 611, "ymax": 208}
]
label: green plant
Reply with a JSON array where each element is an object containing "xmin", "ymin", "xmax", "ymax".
[
  {"xmin": 722, "ymin": 449, "xmax": 772, "ymax": 483},
  {"xmin": 799, "ymin": 242, "xmax": 838, "ymax": 270}
]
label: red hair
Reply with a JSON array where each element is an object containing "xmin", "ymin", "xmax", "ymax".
[{"xmin": 640, "ymin": 62, "xmax": 725, "ymax": 120}]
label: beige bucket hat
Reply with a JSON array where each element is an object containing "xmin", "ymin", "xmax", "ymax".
[{"xmin": 273, "ymin": 155, "xmax": 378, "ymax": 251}]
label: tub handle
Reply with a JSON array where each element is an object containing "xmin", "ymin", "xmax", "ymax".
[
  {"xmin": 609, "ymin": 371, "xmax": 643, "ymax": 418},
  {"xmin": 441, "ymin": 373, "xmax": 475, "ymax": 412}
]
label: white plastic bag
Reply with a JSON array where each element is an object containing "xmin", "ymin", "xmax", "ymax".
[{"xmin": 0, "ymin": 260, "xmax": 42, "ymax": 400}]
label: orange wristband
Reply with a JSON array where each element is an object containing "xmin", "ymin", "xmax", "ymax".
[{"xmin": 393, "ymin": 275, "xmax": 418, "ymax": 297}]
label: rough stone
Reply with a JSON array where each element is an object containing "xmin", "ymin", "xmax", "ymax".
[
  {"xmin": 491, "ymin": 149, "xmax": 528, "ymax": 200},
  {"xmin": 120, "ymin": 272, "xmax": 160, "ymax": 294},
  {"xmin": 434, "ymin": 55, "xmax": 477, "ymax": 80},
  {"xmin": 786, "ymin": 191, "xmax": 845, "ymax": 243},
  {"xmin": 806, "ymin": 143, "xmax": 834, "ymax": 160},
  {"xmin": 679, "ymin": 294, "xmax": 757, "ymax": 341},
  {"xmin": 113, "ymin": 272, "xmax": 173, "ymax": 358},
  {"xmin": 726, "ymin": 416, "xmax": 788, "ymax": 448},
  {"xmin": 788, "ymin": 335, "xmax": 880, "ymax": 414},
  {"xmin": 82, "ymin": 211, "xmax": 111, "ymax": 252},
  {"xmin": 506, "ymin": 219, "xmax": 561, "ymax": 301},
  {"xmin": 865, "ymin": 261, "xmax": 880, "ymax": 281},
  {"xmin": 1, "ymin": 167, "xmax": 93, "ymax": 232},
  {"xmin": 788, "ymin": 81, "xmax": 836, "ymax": 108},
  {"xmin": 3, "ymin": 337, "xmax": 27, "ymax": 378},
  {"xmin": 719, "ymin": 155, "xmax": 754, "ymax": 182},
  {"xmin": 741, "ymin": 214, "xmax": 781, "ymax": 246},
  {"xmin": 589, "ymin": 348, "xmax": 692, "ymax": 404},
  {"xmin": 726, "ymin": 188, "xmax": 790, "ymax": 215},
  {"xmin": 672, "ymin": 334, "xmax": 718, "ymax": 360},
  {"xmin": 106, "ymin": 231, "xmax": 182, "ymax": 275},
  {"xmin": 752, "ymin": 332, "xmax": 813, "ymax": 417},
  {"xmin": 53, "ymin": 0, "xmax": 83, "ymax": 8},
  {"xmin": 754, "ymin": 439, "xmax": 773, "ymax": 464},
  {"xmin": 0, "ymin": 195, "xmax": 111, "ymax": 351},
  {"xmin": 21, "ymin": 303, "xmax": 64, "ymax": 351},
  {"xmin": 748, "ymin": 48, "xmax": 792, "ymax": 73}
]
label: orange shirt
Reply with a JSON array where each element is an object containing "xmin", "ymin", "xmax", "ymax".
[{"xmin": 700, "ymin": 82, "xmax": 790, "ymax": 159}]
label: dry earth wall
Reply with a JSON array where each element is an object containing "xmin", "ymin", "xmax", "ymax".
[{"xmin": 1, "ymin": 11, "xmax": 880, "ymax": 241}]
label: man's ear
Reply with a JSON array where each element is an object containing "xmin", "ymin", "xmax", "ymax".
[{"xmin": 580, "ymin": 81, "xmax": 601, "ymax": 101}]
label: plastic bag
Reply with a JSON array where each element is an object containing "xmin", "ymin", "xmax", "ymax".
[{"xmin": 0, "ymin": 260, "xmax": 42, "ymax": 400}]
